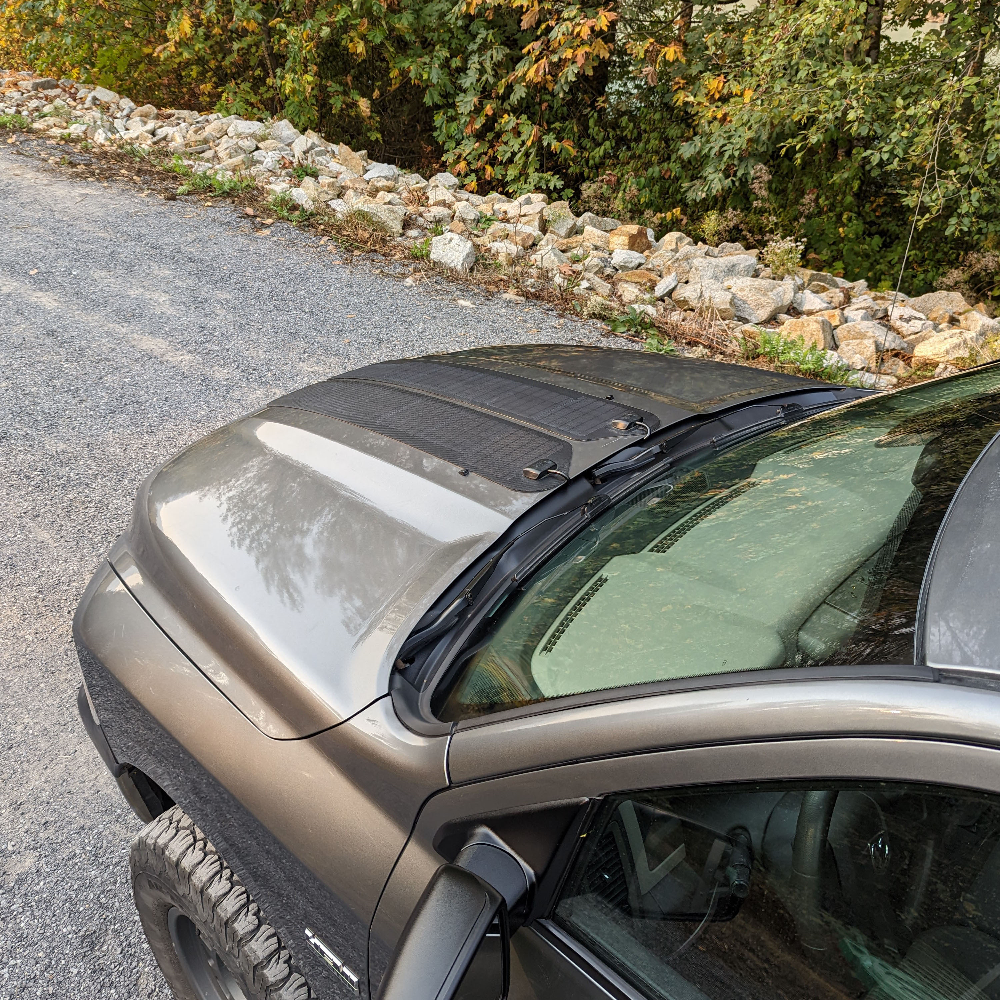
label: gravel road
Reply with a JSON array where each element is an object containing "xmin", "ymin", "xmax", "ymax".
[{"xmin": 0, "ymin": 142, "xmax": 614, "ymax": 999}]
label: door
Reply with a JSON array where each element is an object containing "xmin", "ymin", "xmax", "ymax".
[{"xmin": 370, "ymin": 736, "xmax": 1000, "ymax": 1000}]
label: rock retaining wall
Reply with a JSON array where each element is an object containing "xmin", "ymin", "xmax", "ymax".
[{"xmin": 4, "ymin": 70, "xmax": 996, "ymax": 385}]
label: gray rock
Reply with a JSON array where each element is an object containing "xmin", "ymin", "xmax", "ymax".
[
  {"xmin": 289, "ymin": 188, "xmax": 314, "ymax": 210},
  {"xmin": 430, "ymin": 231, "xmax": 476, "ymax": 272},
  {"xmin": 533, "ymin": 247, "xmax": 570, "ymax": 270},
  {"xmin": 353, "ymin": 202, "xmax": 407, "ymax": 236},
  {"xmin": 430, "ymin": 172, "xmax": 461, "ymax": 190},
  {"xmin": 682, "ymin": 254, "xmax": 757, "ymax": 285},
  {"xmin": 671, "ymin": 281, "xmax": 735, "ymax": 319},
  {"xmin": 545, "ymin": 210, "xmax": 577, "ymax": 239},
  {"xmin": 725, "ymin": 277, "xmax": 795, "ymax": 324},
  {"xmin": 268, "ymin": 119, "xmax": 301, "ymax": 146},
  {"xmin": 290, "ymin": 134, "xmax": 317, "ymax": 159},
  {"xmin": 453, "ymin": 202, "xmax": 481, "ymax": 225},
  {"xmin": 906, "ymin": 290, "xmax": 971, "ymax": 318},
  {"xmin": 576, "ymin": 212, "xmax": 620, "ymax": 234},
  {"xmin": 28, "ymin": 78, "xmax": 59, "ymax": 91},
  {"xmin": 843, "ymin": 308, "xmax": 874, "ymax": 324},
  {"xmin": 835, "ymin": 321, "xmax": 910, "ymax": 352},
  {"xmin": 228, "ymin": 119, "xmax": 264, "ymax": 138},
  {"xmin": 959, "ymin": 310, "xmax": 1000, "ymax": 340},
  {"xmin": 422, "ymin": 206, "xmax": 454, "ymax": 225},
  {"xmin": 654, "ymin": 274, "xmax": 679, "ymax": 299},
  {"xmin": 581, "ymin": 274, "xmax": 613, "ymax": 297},
  {"xmin": 659, "ymin": 231, "xmax": 694, "ymax": 253},
  {"xmin": 792, "ymin": 289, "xmax": 831, "ymax": 315},
  {"xmin": 90, "ymin": 86, "xmax": 119, "ymax": 104},
  {"xmin": 611, "ymin": 249, "xmax": 648, "ymax": 271},
  {"xmin": 364, "ymin": 163, "xmax": 399, "ymax": 182}
]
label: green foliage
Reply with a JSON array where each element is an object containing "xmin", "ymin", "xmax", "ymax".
[
  {"xmin": 293, "ymin": 164, "xmax": 319, "ymax": 179},
  {"xmin": 756, "ymin": 330, "xmax": 860, "ymax": 385},
  {"xmin": 608, "ymin": 306, "xmax": 655, "ymax": 335},
  {"xmin": 6, "ymin": 0, "xmax": 1000, "ymax": 291},
  {"xmin": 268, "ymin": 191, "xmax": 313, "ymax": 221},
  {"xmin": 761, "ymin": 237, "xmax": 806, "ymax": 279},
  {"xmin": 410, "ymin": 236, "xmax": 432, "ymax": 258},
  {"xmin": 644, "ymin": 334, "xmax": 676, "ymax": 354},
  {"xmin": 178, "ymin": 171, "xmax": 255, "ymax": 197},
  {"xmin": 0, "ymin": 113, "xmax": 29, "ymax": 130}
]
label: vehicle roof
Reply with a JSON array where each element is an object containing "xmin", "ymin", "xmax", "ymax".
[{"xmin": 123, "ymin": 348, "xmax": 842, "ymax": 740}]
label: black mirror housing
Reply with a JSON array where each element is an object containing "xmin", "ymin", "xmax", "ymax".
[{"xmin": 377, "ymin": 864, "xmax": 510, "ymax": 1000}]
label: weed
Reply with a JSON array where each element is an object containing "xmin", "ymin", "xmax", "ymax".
[
  {"xmin": 475, "ymin": 214, "xmax": 498, "ymax": 231},
  {"xmin": 757, "ymin": 329, "xmax": 859, "ymax": 384},
  {"xmin": 429, "ymin": 223, "xmax": 445, "ymax": 237},
  {"xmin": 120, "ymin": 143, "xmax": 150, "ymax": 160},
  {"xmin": 178, "ymin": 171, "xmax": 255, "ymax": 197},
  {"xmin": 293, "ymin": 164, "xmax": 319, "ymax": 179},
  {"xmin": 699, "ymin": 208, "xmax": 745, "ymax": 247},
  {"xmin": 410, "ymin": 237, "xmax": 432, "ymax": 260},
  {"xmin": 268, "ymin": 192, "xmax": 313, "ymax": 222},
  {"xmin": 644, "ymin": 334, "xmax": 676, "ymax": 354},
  {"xmin": 761, "ymin": 236, "xmax": 805, "ymax": 279},
  {"xmin": 607, "ymin": 306, "xmax": 655, "ymax": 336},
  {"xmin": 0, "ymin": 113, "xmax": 29, "ymax": 130},
  {"xmin": 327, "ymin": 209, "xmax": 394, "ymax": 253},
  {"xmin": 166, "ymin": 155, "xmax": 192, "ymax": 177}
]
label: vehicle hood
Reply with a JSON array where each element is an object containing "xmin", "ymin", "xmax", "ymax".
[{"xmin": 116, "ymin": 346, "xmax": 826, "ymax": 739}]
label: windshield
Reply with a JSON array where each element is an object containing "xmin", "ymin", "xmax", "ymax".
[{"xmin": 435, "ymin": 368, "xmax": 1000, "ymax": 722}]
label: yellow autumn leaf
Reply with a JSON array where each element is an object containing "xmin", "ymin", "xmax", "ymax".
[{"xmin": 177, "ymin": 11, "xmax": 193, "ymax": 39}]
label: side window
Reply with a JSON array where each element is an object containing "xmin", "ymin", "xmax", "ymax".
[{"xmin": 553, "ymin": 782, "xmax": 1000, "ymax": 1000}]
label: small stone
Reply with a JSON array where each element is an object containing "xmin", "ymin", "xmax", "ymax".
[
  {"xmin": 614, "ymin": 269, "xmax": 658, "ymax": 289},
  {"xmin": 716, "ymin": 242, "xmax": 747, "ymax": 255},
  {"xmin": 819, "ymin": 287, "xmax": 850, "ymax": 309},
  {"xmin": 608, "ymin": 224, "xmax": 651, "ymax": 254},
  {"xmin": 364, "ymin": 162, "xmax": 399, "ymax": 182},
  {"xmin": 448, "ymin": 220, "xmax": 469, "ymax": 235},
  {"xmin": 580, "ymin": 226, "xmax": 610, "ymax": 251},
  {"xmin": 430, "ymin": 231, "xmax": 476, "ymax": 273},
  {"xmin": 291, "ymin": 134, "xmax": 317, "ymax": 160},
  {"xmin": 959, "ymin": 310, "xmax": 1000, "ymax": 340},
  {"xmin": 935, "ymin": 363, "xmax": 961, "ymax": 378},
  {"xmin": 453, "ymin": 202, "xmax": 480, "ymax": 225},
  {"xmin": 927, "ymin": 306, "xmax": 957, "ymax": 325},
  {"xmin": 228, "ymin": 119, "xmax": 265, "ymax": 138},
  {"xmin": 781, "ymin": 316, "xmax": 835, "ymax": 350},
  {"xmin": 815, "ymin": 309, "xmax": 845, "ymax": 328},
  {"xmin": 658, "ymin": 231, "xmax": 694, "ymax": 253},
  {"xmin": 502, "ymin": 292, "xmax": 526, "ymax": 302},
  {"xmin": 337, "ymin": 143, "xmax": 365, "ymax": 176},
  {"xmin": 269, "ymin": 119, "xmax": 301, "ymax": 146},
  {"xmin": 430, "ymin": 171, "xmax": 460, "ymax": 189},
  {"xmin": 843, "ymin": 308, "xmax": 873, "ymax": 324},
  {"xmin": 575, "ymin": 212, "xmax": 620, "ymax": 234},
  {"xmin": 793, "ymin": 289, "xmax": 833, "ymax": 315},
  {"xmin": 581, "ymin": 275, "xmax": 613, "ymax": 297},
  {"xmin": 532, "ymin": 246, "xmax": 570, "ymax": 270},
  {"xmin": 726, "ymin": 277, "xmax": 795, "ymax": 324},
  {"xmin": 906, "ymin": 290, "xmax": 971, "ymax": 318},
  {"xmin": 913, "ymin": 332, "xmax": 977, "ymax": 363},
  {"xmin": 683, "ymin": 255, "xmax": 758, "ymax": 285},
  {"xmin": 132, "ymin": 103, "xmax": 158, "ymax": 120},
  {"xmin": 835, "ymin": 321, "xmax": 909, "ymax": 352},
  {"xmin": 353, "ymin": 202, "xmax": 407, "ymax": 236},
  {"xmin": 428, "ymin": 186, "xmax": 457, "ymax": 208},
  {"xmin": 28, "ymin": 78, "xmax": 59, "ymax": 91},
  {"xmin": 489, "ymin": 240, "xmax": 525, "ymax": 260},
  {"xmin": 422, "ymin": 206, "xmax": 454, "ymax": 225},
  {"xmin": 611, "ymin": 249, "xmax": 648, "ymax": 271},
  {"xmin": 671, "ymin": 281, "xmax": 735, "ymax": 319},
  {"xmin": 289, "ymin": 188, "xmax": 314, "ymax": 210},
  {"xmin": 654, "ymin": 273, "xmax": 679, "ymax": 299}
]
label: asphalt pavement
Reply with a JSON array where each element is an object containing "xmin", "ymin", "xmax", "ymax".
[{"xmin": 0, "ymin": 142, "xmax": 614, "ymax": 999}]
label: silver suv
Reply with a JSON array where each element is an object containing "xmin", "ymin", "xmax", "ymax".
[{"xmin": 75, "ymin": 347, "xmax": 1000, "ymax": 1000}]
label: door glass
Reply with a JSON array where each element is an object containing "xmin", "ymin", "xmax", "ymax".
[
  {"xmin": 554, "ymin": 782, "xmax": 1000, "ymax": 1000},
  {"xmin": 436, "ymin": 370, "xmax": 1000, "ymax": 722}
]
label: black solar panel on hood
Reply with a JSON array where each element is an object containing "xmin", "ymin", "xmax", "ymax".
[
  {"xmin": 338, "ymin": 359, "xmax": 657, "ymax": 440},
  {"xmin": 270, "ymin": 379, "xmax": 572, "ymax": 492}
]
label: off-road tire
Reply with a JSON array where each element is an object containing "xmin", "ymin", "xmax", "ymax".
[{"xmin": 130, "ymin": 805, "xmax": 312, "ymax": 1000}]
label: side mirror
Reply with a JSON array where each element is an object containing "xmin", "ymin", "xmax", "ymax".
[{"xmin": 377, "ymin": 864, "xmax": 510, "ymax": 1000}]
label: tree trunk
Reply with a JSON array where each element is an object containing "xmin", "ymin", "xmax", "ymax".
[
  {"xmin": 864, "ymin": 0, "xmax": 885, "ymax": 62},
  {"xmin": 677, "ymin": 0, "xmax": 693, "ymax": 44}
]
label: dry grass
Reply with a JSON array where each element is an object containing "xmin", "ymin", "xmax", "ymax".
[{"xmin": 326, "ymin": 209, "xmax": 398, "ymax": 255}]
